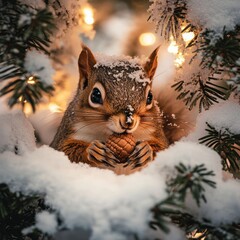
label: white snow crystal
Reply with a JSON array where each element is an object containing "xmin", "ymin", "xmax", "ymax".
[
  {"xmin": 35, "ymin": 211, "xmax": 58, "ymax": 234},
  {"xmin": 24, "ymin": 50, "xmax": 55, "ymax": 85},
  {"xmin": 127, "ymin": 105, "xmax": 134, "ymax": 112},
  {"xmin": 18, "ymin": 14, "xmax": 32, "ymax": 27}
]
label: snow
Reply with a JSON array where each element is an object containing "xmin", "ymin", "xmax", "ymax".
[
  {"xmin": 95, "ymin": 53, "xmax": 145, "ymax": 69},
  {"xmin": 35, "ymin": 211, "xmax": 58, "ymax": 234},
  {"xmin": 95, "ymin": 53, "xmax": 150, "ymax": 84},
  {"xmin": 186, "ymin": 101, "xmax": 240, "ymax": 142},
  {"xmin": 0, "ymin": 110, "xmax": 36, "ymax": 154},
  {"xmin": 149, "ymin": 0, "xmax": 240, "ymax": 33},
  {"xmin": 24, "ymin": 50, "xmax": 55, "ymax": 86},
  {"xmin": 0, "ymin": 146, "xmax": 166, "ymax": 239},
  {"xmin": 18, "ymin": 14, "xmax": 32, "ymax": 27},
  {"xmin": 198, "ymin": 178, "xmax": 240, "ymax": 225},
  {"xmin": 0, "ymin": 130, "xmax": 240, "ymax": 239},
  {"xmin": 188, "ymin": 0, "xmax": 240, "ymax": 32}
]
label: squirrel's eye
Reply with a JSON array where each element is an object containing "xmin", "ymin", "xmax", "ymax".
[
  {"xmin": 91, "ymin": 87, "xmax": 103, "ymax": 104},
  {"xmin": 146, "ymin": 91, "xmax": 153, "ymax": 105}
]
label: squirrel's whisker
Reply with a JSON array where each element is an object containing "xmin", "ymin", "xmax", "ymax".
[{"xmin": 75, "ymin": 121, "xmax": 106, "ymax": 131}]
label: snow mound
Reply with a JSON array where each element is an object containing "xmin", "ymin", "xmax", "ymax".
[{"xmin": 0, "ymin": 141, "xmax": 240, "ymax": 239}]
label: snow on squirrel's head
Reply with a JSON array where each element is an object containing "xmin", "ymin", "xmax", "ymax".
[{"xmin": 76, "ymin": 45, "xmax": 159, "ymax": 136}]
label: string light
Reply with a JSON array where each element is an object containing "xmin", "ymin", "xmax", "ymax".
[
  {"xmin": 167, "ymin": 36, "xmax": 185, "ymax": 67},
  {"xmin": 82, "ymin": 6, "xmax": 94, "ymax": 25},
  {"xmin": 167, "ymin": 36, "xmax": 179, "ymax": 54},
  {"xmin": 139, "ymin": 32, "xmax": 156, "ymax": 46},
  {"xmin": 174, "ymin": 52, "xmax": 185, "ymax": 67},
  {"xmin": 182, "ymin": 31, "xmax": 195, "ymax": 43},
  {"xmin": 27, "ymin": 76, "xmax": 36, "ymax": 85},
  {"xmin": 18, "ymin": 96, "xmax": 27, "ymax": 103}
]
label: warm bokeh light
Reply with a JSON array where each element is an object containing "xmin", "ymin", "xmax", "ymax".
[
  {"xmin": 27, "ymin": 76, "xmax": 36, "ymax": 85},
  {"xmin": 24, "ymin": 104, "xmax": 33, "ymax": 115},
  {"xmin": 48, "ymin": 103, "xmax": 62, "ymax": 113},
  {"xmin": 139, "ymin": 32, "xmax": 156, "ymax": 46},
  {"xmin": 167, "ymin": 37, "xmax": 178, "ymax": 54},
  {"xmin": 174, "ymin": 52, "xmax": 185, "ymax": 67},
  {"xmin": 182, "ymin": 31, "xmax": 195, "ymax": 42},
  {"xmin": 83, "ymin": 6, "xmax": 94, "ymax": 25}
]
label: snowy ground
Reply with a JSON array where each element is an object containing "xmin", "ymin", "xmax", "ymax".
[{"xmin": 0, "ymin": 101, "xmax": 240, "ymax": 240}]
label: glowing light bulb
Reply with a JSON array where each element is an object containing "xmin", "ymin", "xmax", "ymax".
[
  {"xmin": 167, "ymin": 37, "xmax": 178, "ymax": 54},
  {"xmin": 18, "ymin": 96, "xmax": 27, "ymax": 103},
  {"xmin": 49, "ymin": 103, "xmax": 61, "ymax": 113},
  {"xmin": 82, "ymin": 7, "xmax": 94, "ymax": 25},
  {"xmin": 182, "ymin": 31, "xmax": 195, "ymax": 42},
  {"xmin": 174, "ymin": 52, "xmax": 185, "ymax": 67},
  {"xmin": 27, "ymin": 76, "xmax": 36, "ymax": 85},
  {"xmin": 139, "ymin": 32, "xmax": 156, "ymax": 46}
]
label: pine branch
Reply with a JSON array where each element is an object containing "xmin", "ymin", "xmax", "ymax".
[
  {"xmin": 0, "ymin": 74, "xmax": 54, "ymax": 112},
  {"xmin": 0, "ymin": 63, "xmax": 22, "ymax": 80},
  {"xmin": 0, "ymin": 1, "xmax": 55, "ymax": 112},
  {"xmin": 148, "ymin": 0, "xmax": 188, "ymax": 41},
  {"xmin": 194, "ymin": 27, "xmax": 240, "ymax": 69},
  {"xmin": 150, "ymin": 163, "xmax": 240, "ymax": 239},
  {"xmin": 21, "ymin": 9, "xmax": 56, "ymax": 54},
  {"xmin": 150, "ymin": 163, "xmax": 216, "ymax": 233},
  {"xmin": 167, "ymin": 163, "xmax": 216, "ymax": 206},
  {"xmin": 0, "ymin": 183, "xmax": 46, "ymax": 240},
  {"xmin": 152, "ymin": 206, "xmax": 240, "ymax": 240},
  {"xmin": 0, "ymin": 2, "xmax": 55, "ymax": 64},
  {"xmin": 199, "ymin": 122, "xmax": 240, "ymax": 177},
  {"xmin": 172, "ymin": 76, "xmax": 230, "ymax": 112}
]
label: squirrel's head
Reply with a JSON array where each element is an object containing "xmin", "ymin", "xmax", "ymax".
[{"xmin": 74, "ymin": 45, "xmax": 160, "ymax": 141}]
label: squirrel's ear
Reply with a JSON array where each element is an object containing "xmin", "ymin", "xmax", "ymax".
[
  {"xmin": 78, "ymin": 45, "xmax": 97, "ymax": 90},
  {"xmin": 144, "ymin": 46, "xmax": 159, "ymax": 81}
]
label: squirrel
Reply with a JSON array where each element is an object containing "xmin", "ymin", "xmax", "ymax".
[{"xmin": 50, "ymin": 45, "xmax": 192, "ymax": 175}]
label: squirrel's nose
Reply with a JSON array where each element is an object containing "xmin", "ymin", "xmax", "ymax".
[{"xmin": 120, "ymin": 112, "xmax": 135, "ymax": 130}]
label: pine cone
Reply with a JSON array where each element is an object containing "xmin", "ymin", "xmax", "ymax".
[{"xmin": 106, "ymin": 133, "xmax": 136, "ymax": 163}]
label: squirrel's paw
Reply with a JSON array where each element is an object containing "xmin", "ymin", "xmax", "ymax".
[
  {"xmin": 87, "ymin": 140, "xmax": 119, "ymax": 169},
  {"xmin": 125, "ymin": 141, "xmax": 153, "ymax": 169}
]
